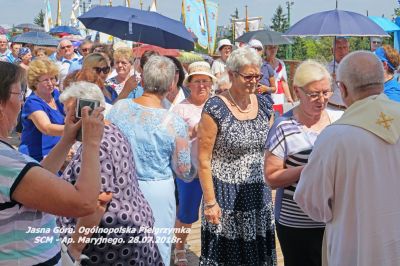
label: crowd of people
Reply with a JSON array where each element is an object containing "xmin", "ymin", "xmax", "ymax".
[{"xmin": 1, "ymin": 30, "xmax": 400, "ymax": 266}]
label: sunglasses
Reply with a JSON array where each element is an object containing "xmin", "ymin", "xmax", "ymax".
[
  {"xmin": 235, "ymin": 71, "xmax": 263, "ymax": 82},
  {"xmin": 61, "ymin": 45, "xmax": 72, "ymax": 50},
  {"xmin": 81, "ymin": 48, "xmax": 90, "ymax": 52},
  {"xmin": 93, "ymin": 66, "xmax": 111, "ymax": 75}
]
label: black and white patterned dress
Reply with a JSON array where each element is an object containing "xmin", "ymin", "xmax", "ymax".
[{"xmin": 200, "ymin": 95, "xmax": 277, "ymax": 265}]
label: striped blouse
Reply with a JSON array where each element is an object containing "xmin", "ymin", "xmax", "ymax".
[{"xmin": 266, "ymin": 109, "xmax": 336, "ymax": 228}]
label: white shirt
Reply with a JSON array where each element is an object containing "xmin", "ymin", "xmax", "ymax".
[
  {"xmin": 162, "ymin": 88, "xmax": 186, "ymax": 111},
  {"xmin": 294, "ymin": 124, "xmax": 400, "ymax": 266},
  {"xmin": 327, "ymin": 60, "xmax": 345, "ymax": 106},
  {"xmin": 211, "ymin": 58, "xmax": 227, "ymax": 76}
]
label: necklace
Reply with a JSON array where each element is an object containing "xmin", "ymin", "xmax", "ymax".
[{"xmin": 227, "ymin": 89, "xmax": 252, "ymax": 113}]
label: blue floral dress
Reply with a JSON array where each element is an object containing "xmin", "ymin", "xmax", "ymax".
[
  {"xmin": 200, "ymin": 95, "xmax": 277, "ymax": 265},
  {"xmin": 107, "ymin": 99, "xmax": 194, "ymax": 264}
]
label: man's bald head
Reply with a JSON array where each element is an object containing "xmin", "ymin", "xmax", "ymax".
[{"xmin": 337, "ymin": 51, "xmax": 384, "ymax": 105}]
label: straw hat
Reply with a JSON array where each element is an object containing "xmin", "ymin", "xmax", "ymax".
[{"xmin": 183, "ymin": 61, "xmax": 217, "ymax": 86}]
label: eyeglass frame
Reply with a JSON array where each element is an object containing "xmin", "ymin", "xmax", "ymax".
[
  {"xmin": 38, "ymin": 77, "xmax": 57, "ymax": 84},
  {"xmin": 10, "ymin": 90, "xmax": 25, "ymax": 101},
  {"xmin": 234, "ymin": 71, "xmax": 263, "ymax": 82},
  {"xmin": 299, "ymin": 87, "xmax": 333, "ymax": 101},
  {"xmin": 190, "ymin": 79, "xmax": 213, "ymax": 86}
]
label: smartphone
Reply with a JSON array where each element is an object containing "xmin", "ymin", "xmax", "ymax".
[
  {"xmin": 76, "ymin": 98, "xmax": 100, "ymax": 118},
  {"xmin": 75, "ymin": 98, "xmax": 100, "ymax": 141}
]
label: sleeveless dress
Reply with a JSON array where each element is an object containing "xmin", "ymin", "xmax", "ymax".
[{"xmin": 200, "ymin": 95, "xmax": 277, "ymax": 265}]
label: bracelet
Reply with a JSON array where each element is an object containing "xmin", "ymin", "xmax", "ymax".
[{"xmin": 204, "ymin": 201, "xmax": 217, "ymax": 209}]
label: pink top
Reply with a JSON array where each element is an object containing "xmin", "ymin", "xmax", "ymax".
[{"xmin": 172, "ymin": 98, "xmax": 204, "ymax": 170}]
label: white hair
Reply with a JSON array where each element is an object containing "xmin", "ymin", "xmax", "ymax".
[
  {"xmin": 293, "ymin": 60, "xmax": 331, "ymax": 88},
  {"xmin": 226, "ymin": 47, "xmax": 262, "ymax": 72},
  {"xmin": 57, "ymin": 38, "xmax": 73, "ymax": 51},
  {"xmin": 142, "ymin": 55, "xmax": 175, "ymax": 95},
  {"xmin": 59, "ymin": 81, "xmax": 106, "ymax": 107}
]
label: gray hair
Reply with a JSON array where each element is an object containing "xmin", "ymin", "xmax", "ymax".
[
  {"xmin": 0, "ymin": 35, "xmax": 7, "ymax": 41},
  {"xmin": 57, "ymin": 39, "xmax": 72, "ymax": 51},
  {"xmin": 337, "ymin": 51, "xmax": 384, "ymax": 93},
  {"xmin": 293, "ymin": 60, "xmax": 331, "ymax": 88},
  {"xmin": 59, "ymin": 81, "xmax": 106, "ymax": 107},
  {"xmin": 332, "ymin": 37, "xmax": 349, "ymax": 48},
  {"xmin": 142, "ymin": 55, "xmax": 175, "ymax": 95},
  {"xmin": 226, "ymin": 47, "xmax": 262, "ymax": 73}
]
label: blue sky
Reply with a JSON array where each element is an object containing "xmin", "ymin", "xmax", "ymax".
[{"xmin": 0, "ymin": 0, "xmax": 397, "ymax": 28}]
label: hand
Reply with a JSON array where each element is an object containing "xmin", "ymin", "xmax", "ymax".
[
  {"xmin": 81, "ymin": 106, "xmax": 105, "ymax": 146},
  {"xmin": 189, "ymin": 124, "xmax": 198, "ymax": 139},
  {"xmin": 204, "ymin": 202, "xmax": 221, "ymax": 224},
  {"xmin": 98, "ymin": 192, "xmax": 113, "ymax": 208},
  {"xmin": 286, "ymin": 98, "xmax": 294, "ymax": 104},
  {"xmin": 62, "ymin": 106, "xmax": 83, "ymax": 145},
  {"xmin": 125, "ymin": 76, "xmax": 138, "ymax": 92}
]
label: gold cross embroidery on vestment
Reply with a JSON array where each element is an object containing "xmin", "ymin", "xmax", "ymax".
[{"xmin": 376, "ymin": 112, "xmax": 394, "ymax": 130}]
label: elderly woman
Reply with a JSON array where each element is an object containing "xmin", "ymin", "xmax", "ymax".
[
  {"xmin": 265, "ymin": 44, "xmax": 294, "ymax": 114},
  {"xmin": 15, "ymin": 47, "xmax": 32, "ymax": 70},
  {"xmin": 198, "ymin": 47, "xmax": 276, "ymax": 265},
  {"xmin": 265, "ymin": 60, "xmax": 339, "ymax": 266},
  {"xmin": 374, "ymin": 45, "xmax": 400, "ymax": 102},
  {"xmin": 106, "ymin": 47, "xmax": 135, "ymax": 94},
  {"xmin": 0, "ymin": 61, "xmax": 104, "ymax": 265},
  {"xmin": 82, "ymin": 52, "xmax": 118, "ymax": 105},
  {"xmin": 19, "ymin": 58, "xmax": 65, "ymax": 161},
  {"xmin": 58, "ymin": 81, "xmax": 164, "ymax": 265},
  {"xmin": 107, "ymin": 55, "xmax": 193, "ymax": 265},
  {"xmin": 172, "ymin": 61, "xmax": 216, "ymax": 265}
]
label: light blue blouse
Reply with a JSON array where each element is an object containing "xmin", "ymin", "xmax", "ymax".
[{"xmin": 107, "ymin": 99, "xmax": 194, "ymax": 182}]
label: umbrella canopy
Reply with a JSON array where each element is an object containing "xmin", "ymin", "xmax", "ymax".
[
  {"xmin": 15, "ymin": 23, "xmax": 45, "ymax": 32},
  {"xmin": 132, "ymin": 44, "xmax": 180, "ymax": 57},
  {"xmin": 50, "ymin": 25, "xmax": 81, "ymax": 35},
  {"xmin": 78, "ymin": 6, "xmax": 194, "ymax": 51},
  {"xmin": 12, "ymin": 31, "xmax": 59, "ymax": 46},
  {"xmin": 369, "ymin": 16, "xmax": 400, "ymax": 33},
  {"xmin": 284, "ymin": 9, "xmax": 389, "ymax": 37},
  {"xmin": 0, "ymin": 26, "xmax": 8, "ymax": 35},
  {"xmin": 236, "ymin": 29, "xmax": 293, "ymax": 45}
]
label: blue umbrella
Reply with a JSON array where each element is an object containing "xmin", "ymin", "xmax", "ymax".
[
  {"xmin": 50, "ymin": 25, "xmax": 81, "ymax": 35},
  {"xmin": 12, "ymin": 31, "xmax": 59, "ymax": 46},
  {"xmin": 15, "ymin": 23, "xmax": 45, "ymax": 32},
  {"xmin": 78, "ymin": 6, "xmax": 194, "ymax": 51},
  {"xmin": 284, "ymin": 9, "xmax": 389, "ymax": 37},
  {"xmin": 368, "ymin": 16, "xmax": 400, "ymax": 33}
]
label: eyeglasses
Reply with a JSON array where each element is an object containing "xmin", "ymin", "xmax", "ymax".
[
  {"xmin": 235, "ymin": 71, "xmax": 263, "ymax": 82},
  {"xmin": 10, "ymin": 91, "xmax": 25, "ymax": 101},
  {"xmin": 81, "ymin": 48, "xmax": 90, "ymax": 52},
  {"xmin": 300, "ymin": 87, "xmax": 333, "ymax": 101},
  {"xmin": 190, "ymin": 80, "xmax": 213, "ymax": 86},
  {"xmin": 253, "ymin": 47, "xmax": 263, "ymax": 51},
  {"xmin": 372, "ymin": 41, "xmax": 382, "ymax": 45},
  {"xmin": 93, "ymin": 66, "xmax": 111, "ymax": 75},
  {"xmin": 61, "ymin": 45, "xmax": 72, "ymax": 50},
  {"xmin": 38, "ymin": 77, "xmax": 57, "ymax": 84}
]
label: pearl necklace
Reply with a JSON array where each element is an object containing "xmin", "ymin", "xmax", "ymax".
[{"xmin": 228, "ymin": 89, "xmax": 252, "ymax": 113}]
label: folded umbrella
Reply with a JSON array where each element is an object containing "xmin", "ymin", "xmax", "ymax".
[{"xmin": 78, "ymin": 6, "xmax": 194, "ymax": 51}]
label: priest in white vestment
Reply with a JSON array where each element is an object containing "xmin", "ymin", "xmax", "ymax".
[{"xmin": 294, "ymin": 51, "xmax": 400, "ymax": 266}]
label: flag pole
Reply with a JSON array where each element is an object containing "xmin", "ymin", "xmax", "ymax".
[
  {"xmin": 203, "ymin": 0, "xmax": 212, "ymax": 55},
  {"xmin": 245, "ymin": 5, "xmax": 249, "ymax": 32},
  {"xmin": 56, "ymin": 0, "xmax": 62, "ymax": 26}
]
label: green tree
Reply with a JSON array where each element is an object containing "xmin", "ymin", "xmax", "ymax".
[
  {"xmin": 270, "ymin": 5, "xmax": 289, "ymax": 33},
  {"xmin": 34, "ymin": 9, "xmax": 45, "ymax": 27},
  {"xmin": 270, "ymin": 5, "xmax": 290, "ymax": 59}
]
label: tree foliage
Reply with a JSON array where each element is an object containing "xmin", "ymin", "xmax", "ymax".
[
  {"xmin": 270, "ymin": 5, "xmax": 289, "ymax": 33},
  {"xmin": 34, "ymin": 9, "xmax": 45, "ymax": 27}
]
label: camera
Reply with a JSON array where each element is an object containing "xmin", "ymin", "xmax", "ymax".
[{"xmin": 76, "ymin": 98, "xmax": 100, "ymax": 119}]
